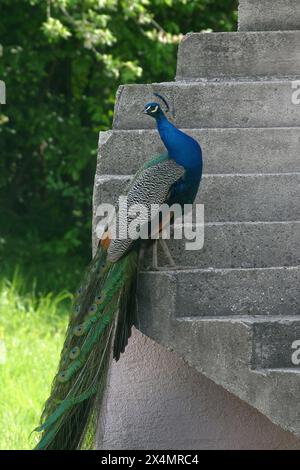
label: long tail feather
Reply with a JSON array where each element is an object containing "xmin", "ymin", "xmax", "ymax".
[{"xmin": 34, "ymin": 247, "xmax": 138, "ymax": 450}]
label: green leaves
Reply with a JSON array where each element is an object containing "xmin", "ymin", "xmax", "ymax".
[{"xmin": 42, "ymin": 17, "xmax": 71, "ymax": 42}]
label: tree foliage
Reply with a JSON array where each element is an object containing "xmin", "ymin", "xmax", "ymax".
[{"xmin": 0, "ymin": 0, "xmax": 237, "ymax": 291}]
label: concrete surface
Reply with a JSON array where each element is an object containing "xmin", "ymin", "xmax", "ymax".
[
  {"xmin": 176, "ymin": 31, "xmax": 300, "ymax": 80},
  {"xmin": 138, "ymin": 267, "xmax": 300, "ymax": 318},
  {"xmin": 97, "ymin": 330, "xmax": 300, "ymax": 450},
  {"xmin": 141, "ymin": 222, "xmax": 300, "ymax": 269},
  {"xmin": 238, "ymin": 0, "xmax": 300, "ymax": 31},
  {"xmin": 97, "ymin": 128, "xmax": 300, "ymax": 175},
  {"xmin": 94, "ymin": 173, "xmax": 300, "ymax": 223},
  {"xmin": 136, "ymin": 307, "xmax": 300, "ymax": 436},
  {"xmin": 113, "ymin": 81, "xmax": 300, "ymax": 130},
  {"xmin": 252, "ymin": 320, "xmax": 300, "ymax": 369}
]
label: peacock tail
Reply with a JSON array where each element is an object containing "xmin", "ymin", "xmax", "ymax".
[
  {"xmin": 34, "ymin": 246, "xmax": 138, "ymax": 450},
  {"xmin": 34, "ymin": 94, "xmax": 202, "ymax": 450}
]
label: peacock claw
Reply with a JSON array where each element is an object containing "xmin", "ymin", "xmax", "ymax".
[
  {"xmin": 148, "ymin": 239, "xmax": 177, "ymax": 270},
  {"xmin": 159, "ymin": 239, "xmax": 176, "ymax": 267}
]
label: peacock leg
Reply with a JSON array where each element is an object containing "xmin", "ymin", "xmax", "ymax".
[
  {"xmin": 139, "ymin": 245, "xmax": 145, "ymax": 267},
  {"xmin": 152, "ymin": 240, "xmax": 158, "ymax": 270},
  {"xmin": 159, "ymin": 239, "xmax": 176, "ymax": 267}
]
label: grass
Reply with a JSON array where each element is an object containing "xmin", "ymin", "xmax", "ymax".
[{"xmin": 0, "ymin": 272, "xmax": 71, "ymax": 450}]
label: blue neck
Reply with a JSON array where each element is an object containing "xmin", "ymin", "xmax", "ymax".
[{"xmin": 156, "ymin": 113, "xmax": 202, "ymax": 173}]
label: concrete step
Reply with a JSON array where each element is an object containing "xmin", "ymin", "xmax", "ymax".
[
  {"xmin": 136, "ymin": 299, "xmax": 300, "ymax": 436},
  {"xmin": 93, "ymin": 173, "xmax": 300, "ymax": 223},
  {"xmin": 142, "ymin": 222, "xmax": 300, "ymax": 270},
  {"xmin": 238, "ymin": 0, "xmax": 300, "ymax": 32},
  {"xmin": 137, "ymin": 266, "xmax": 300, "ymax": 318},
  {"xmin": 176, "ymin": 31, "xmax": 300, "ymax": 81},
  {"xmin": 113, "ymin": 81, "xmax": 300, "ymax": 130},
  {"xmin": 97, "ymin": 128, "xmax": 300, "ymax": 175},
  {"xmin": 251, "ymin": 319, "xmax": 300, "ymax": 370}
]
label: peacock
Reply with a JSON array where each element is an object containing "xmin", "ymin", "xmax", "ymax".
[{"xmin": 34, "ymin": 93, "xmax": 203, "ymax": 450}]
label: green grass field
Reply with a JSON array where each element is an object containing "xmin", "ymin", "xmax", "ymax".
[{"xmin": 0, "ymin": 273, "xmax": 70, "ymax": 450}]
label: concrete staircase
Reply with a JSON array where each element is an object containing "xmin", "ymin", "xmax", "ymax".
[{"xmin": 93, "ymin": 0, "xmax": 300, "ymax": 439}]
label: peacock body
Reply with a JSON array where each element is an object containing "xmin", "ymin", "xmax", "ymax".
[{"xmin": 35, "ymin": 95, "xmax": 203, "ymax": 450}]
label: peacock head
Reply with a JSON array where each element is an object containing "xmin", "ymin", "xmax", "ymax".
[
  {"xmin": 143, "ymin": 93, "xmax": 170, "ymax": 119},
  {"xmin": 143, "ymin": 102, "xmax": 163, "ymax": 119}
]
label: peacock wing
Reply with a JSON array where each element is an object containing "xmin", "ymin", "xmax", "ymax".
[{"xmin": 107, "ymin": 156, "xmax": 185, "ymax": 263}]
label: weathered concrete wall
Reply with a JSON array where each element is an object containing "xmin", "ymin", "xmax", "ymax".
[
  {"xmin": 176, "ymin": 31, "xmax": 300, "ymax": 80},
  {"xmin": 238, "ymin": 0, "xmax": 300, "ymax": 31},
  {"xmin": 97, "ymin": 330, "xmax": 300, "ymax": 450}
]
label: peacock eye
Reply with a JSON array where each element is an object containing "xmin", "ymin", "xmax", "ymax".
[
  {"xmin": 58, "ymin": 371, "xmax": 69, "ymax": 383},
  {"xmin": 69, "ymin": 346, "xmax": 80, "ymax": 360},
  {"xmin": 151, "ymin": 105, "xmax": 158, "ymax": 113},
  {"xmin": 61, "ymin": 355, "xmax": 68, "ymax": 366},
  {"xmin": 87, "ymin": 304, "xmax": 97, "ymax": 316},
  {"xmin": 95, "ymin": 294, "xmax": 103, "ymax": 305},
  {"xmin": 74, "ymin": 323, "xmax": 86, "ymax": 336},
  {"xmin": 74, "ymin": 305, "xmax": 80, "ymax": 316}
]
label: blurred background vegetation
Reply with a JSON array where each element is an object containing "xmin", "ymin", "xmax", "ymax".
[{"xmin": 0, "ymin": 0, "xmax": 237, "ymax": 449}]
